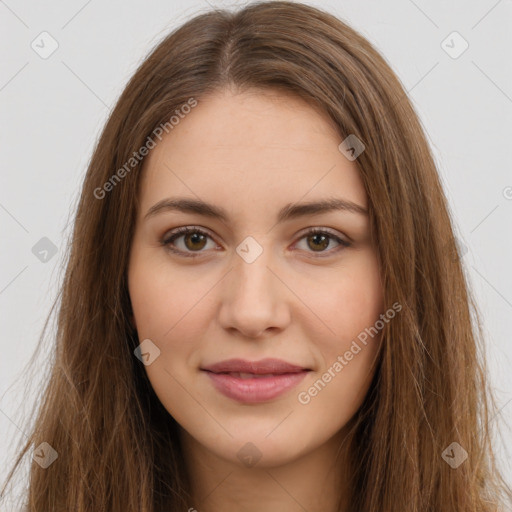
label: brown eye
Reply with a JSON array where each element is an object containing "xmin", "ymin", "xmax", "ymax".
[
  {"xmin": 307, "ymin": 232, "xmax": 330, "ymax": 252},
  {"xmin": 161, "ymin": 227, "xmax": 217, "ymax": 257},
  {"xmin": 295, "ymin": 228, "xmax": 351, "ymax": 256},
  {"xmin": 183, "ymin": 232, "xmax": 207, "ymax": 251},
  {"xmin": 162, "ymin": 226, "xmax": 350, "ymax": 259}
]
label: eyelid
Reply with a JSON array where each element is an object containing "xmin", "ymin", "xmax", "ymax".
[{"xmin": 295, "ymin": 225, "xmax": 351, "ymax": 243}]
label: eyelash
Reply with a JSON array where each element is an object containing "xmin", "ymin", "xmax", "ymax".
[{"xmin": 160, "ymin": 226, "xmax": 351, "ymax": 258}]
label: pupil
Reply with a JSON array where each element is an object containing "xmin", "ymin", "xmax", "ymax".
[
  {"xmin": 186, "ymin": 233, "xmax": 206, "ymax": 250},
  {"xmin": 309, "ymin": 234, "xmax": 328, "ymax": 251}
]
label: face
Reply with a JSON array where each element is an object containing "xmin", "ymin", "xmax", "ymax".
[{"xmin": 127, "ymin": 88, "xmax": 384, "ymax": 468}]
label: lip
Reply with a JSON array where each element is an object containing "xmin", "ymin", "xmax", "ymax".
[
  {"xmin": 201, "ymin": 358, "xmax": 311, "ymax": 404},
  {"xmin": 202, "ymin": 358, "xmax": 309, "ymax": 374}
]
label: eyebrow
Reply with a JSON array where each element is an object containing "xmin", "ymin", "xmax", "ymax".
[{"xmin": 144, "ymin": 196, "xmax": 368, "ymax": 223}]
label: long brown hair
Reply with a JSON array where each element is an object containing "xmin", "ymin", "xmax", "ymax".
[{"xmin": 2, "ymin": 1, "xmax": 511, "ymax": 510}]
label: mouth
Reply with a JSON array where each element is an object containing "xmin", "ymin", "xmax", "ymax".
[
  {"xmin": 201, "ymin": 358, "xmax": 311, "ymax": 404},
  {"xmin": 210, "ymin": 372, "xmax": 295, "ymax": 379}
]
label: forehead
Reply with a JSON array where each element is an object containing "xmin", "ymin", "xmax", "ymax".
[
  {"xmin": 152, "ymin": 88, "xmax": 340, "ymax": 152},
  {"xmin": 137, "ymin": 89, "xmax": 367, "ymax": 221}
]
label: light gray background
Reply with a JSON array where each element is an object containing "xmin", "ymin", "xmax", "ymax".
[{"xmin": 1, "ymin": 0, "xmax": 511, "ymax": 503}]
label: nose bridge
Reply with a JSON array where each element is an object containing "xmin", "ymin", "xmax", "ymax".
[
  {"xmin": 218, "ymin": 237, "xmax": 289, "ymax": 337},
  {"xmin": 232, "ymin": 238, "xmax": 278, "ymax": 304}
]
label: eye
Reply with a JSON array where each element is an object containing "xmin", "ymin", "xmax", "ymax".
[
  {"xmin": 161, "ymin": 226, "xmax": 218, "ymax": 258},
  {"xmin": 161, "ymin": 226, "xmax": 351, "ymax": 258},
  {"xmin": 293, "ymin": 227, "xmax": 351, "ymax": 257}
]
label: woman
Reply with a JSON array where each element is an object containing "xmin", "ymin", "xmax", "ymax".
[{"xmin": 3, "ymin": 1, "xmax": 511, "ymax": 510}]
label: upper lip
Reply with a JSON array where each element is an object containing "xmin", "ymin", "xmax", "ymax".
[{"xmin": 201, "ymin": 358, "xmax": 310, "ymax": 375}]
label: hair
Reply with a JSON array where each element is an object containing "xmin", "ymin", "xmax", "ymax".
[{"xmin": 2, "ymin": 1, "xmax": 511, "ymax": 511}]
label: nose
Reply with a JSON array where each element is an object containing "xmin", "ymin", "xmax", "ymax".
[{"xmin": 217, "ymin": 247, "xmax": 291, "ymax": 339}]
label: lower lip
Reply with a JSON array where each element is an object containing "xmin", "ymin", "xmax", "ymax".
[{"xmin": 203, "ymin": 371, "xmax": 309, "ymax": 404}]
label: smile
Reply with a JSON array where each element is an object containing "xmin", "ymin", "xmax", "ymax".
[{"xmin": 201, "ymin": 358, "xmax": 311, "ymax": 404}]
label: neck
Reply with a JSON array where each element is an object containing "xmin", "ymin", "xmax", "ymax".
[{"xmin": 179, "ymin": 426, "xmax": 354, "ymax": 512}]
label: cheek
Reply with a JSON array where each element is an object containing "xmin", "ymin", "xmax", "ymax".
[
  {"xmin": 305, "ymin": 252, "xmax": 384, "ymax": 354},
  {"xmin": 308, "ymin": 255, "xmax": 383, "ymax": 415},
  {"xmin": 129, "ymin": 276, "xmax": 211, "ymax": 384},
  {"xmin": 128, "ymin": 255, "xmax": 213, "ymax": 394},
  {"xmin": 296, "ymin": 338, "xmax": 379, "ymax": 446},
  {"xmin": 128, "ymin": 263, "xmax": 206, "ymax": 424},
  {"xmin": 128, "ymin": 251, "xmax": 213, "ymax": 340},
  {"xmin": 296, "ymin": 256, "xmax": 383, "ymax": 419},
  {"xmin": 295, "ymin": 263, "xmax": 383, "ymax": 429}
]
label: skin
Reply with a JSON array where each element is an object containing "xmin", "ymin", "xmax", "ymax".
[{"xmin": 127, "ymin": 88, "xmax": 384, "ymax": 512}]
